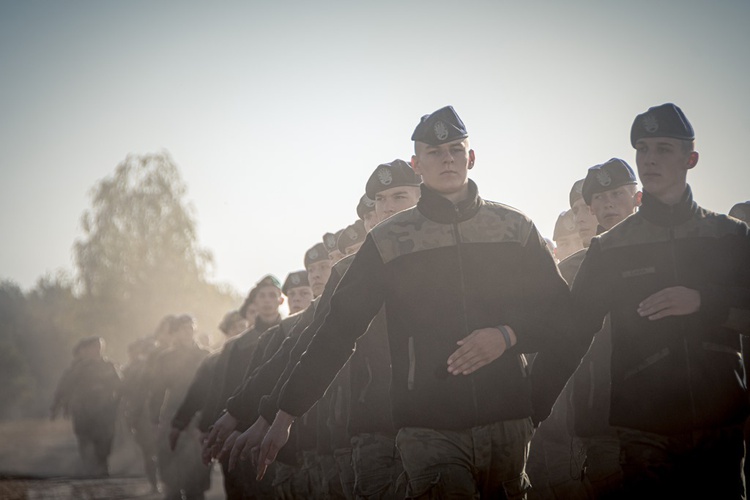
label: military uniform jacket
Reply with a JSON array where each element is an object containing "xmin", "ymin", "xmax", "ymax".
[
  {"xmin": 571, "ymin": 186, "xmax": 750, "ymax": 435},
  {"xmin": 225, "ymin": 304, "xmax": 317, "ymax": 425},
  {"xmin": 347, "ymin": 308, "xmax": 395, "ymax": 437},
  {"xmin": 197, "ymin": 315, "xmax": 279, "ymax": 431},
  {"xmin": 279, "ymin": 181, "xmax": 573, "ymax": 431},
  {"xmin": 172, "ymin": 352, "xmax": 220, "ymax": 431}
]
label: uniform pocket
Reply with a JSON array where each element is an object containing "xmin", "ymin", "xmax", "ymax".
[{"xmin": 404, "ymin": 472, "xmax": 441, "ymax": 499}]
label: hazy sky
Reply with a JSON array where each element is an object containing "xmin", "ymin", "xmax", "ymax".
[{"xmin": 2, "ymin": 0, "xmax": 748, "ymax": 296}]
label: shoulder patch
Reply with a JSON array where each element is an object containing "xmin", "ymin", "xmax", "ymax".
[
  {"xmin": 597, "ymin": 215, "xmax": 669, "ymax": 250},
  {"xmin": 370, "ymin": 208, "xmax": 454, "ymax": 264},
  {"xmin": 674, "ymin": 210, "xmax": 747, "ymax": 239},
  {"xmin": 459, "ymin": 202, "xmax": 533, "ymax": 245}
]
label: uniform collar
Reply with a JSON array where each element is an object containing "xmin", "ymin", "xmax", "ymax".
[
  {"xmin": 417, "ymin": 179, "xmax": 483, "ymax": 224},
  {"xmin": 254, "ymin": 314, "xmax": 281, "ymax": 334},
  {"xmin": 639, "ymin": 185, "xmax": 699, "ymax": 227}
]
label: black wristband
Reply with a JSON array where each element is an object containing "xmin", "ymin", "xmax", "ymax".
[{"xmin": 496, "ymin": 324, "xmax": 512, "ymax": 348}]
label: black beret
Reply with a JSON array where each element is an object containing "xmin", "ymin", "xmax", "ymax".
[
  {"xmin": 356, "ymin": 194, "xmax": 376, "ymax": 220},
  {"xmin": 73, "ymin": 336, "xmax": 102, "ymax": 355},
  {"xmin": 322, "ymin": 231, "xmax": 340, "ymax": 254},
  {"xmin": 411, "ymin": 105, "xmax": 468, "ymax": 146},
  {"xmin": 170, "ymin": 314, "xmax": 195, "ymax": 333},
  {"xmin": 553, "ymin": 210, "xmax": 578, "ymax": 241},
  {"xmin": 244, "ymin": 276, "xmax": 281, "ymax": 311},
  {"xmin": 365, "ymin": 159, "xmax": 421, "ymax": 199},
  {"xmin": 582, "ymin": 158, "xmax": 637, "ymax": 205},
  {"xmin": 631, "ymin": 103, "xmax": 694, "ymax": 147},
  {"xmin": 337, "ymin": 219, "xmax": 366, "ymax": 255},
  {"xmin": 218, "ymin": 310, "xmax": 243, "ymax": 335},
  {"xmin": 569, "ymin": 179, "xmax": 585, "ymax": 208},
  {"xmin": 729, "ymin": 201, "xmax": 750, "ymax": 224},
  {"xmin": 323, "ymin": 229, "xmax": 344, "ymax": 255},
  {"xmin": 282, "ymin": 270, "xmax": 310, "ymax": 295},
  {"xmin": 304, "ymin": 242, "xmax": 329, "ymax": 268}
]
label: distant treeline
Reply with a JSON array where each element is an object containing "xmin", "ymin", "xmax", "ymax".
[{"xmin": 0, "ymin": 152, "xmax": 239, "ymax": 420}]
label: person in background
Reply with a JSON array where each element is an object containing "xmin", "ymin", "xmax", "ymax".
[{"xmin": 51, "ymin": 336, "xmax": 121, "ymax": 477}]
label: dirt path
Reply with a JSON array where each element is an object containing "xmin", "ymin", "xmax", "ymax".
[{"xmin": 0, "ymin": 418, "xmax": 225, "ymax": 499}]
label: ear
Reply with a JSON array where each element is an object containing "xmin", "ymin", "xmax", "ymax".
[
  {"xmin": 687, "ymin": 151, "xmax": 699, "ymax": 169},
  {"xmin": 468, "ymin": 149, "xmax": 476, "ymax": 169},
  {"xmin": 411, "ymin": 154, "xmax": 421, "ymax": 175},
  {"xmin": 278, "ymin": 294, "xmax": 285, "ymax": 306},
  {"xmin": 635, "ymin": 191, "xmax": 643, "ymax": 207}
]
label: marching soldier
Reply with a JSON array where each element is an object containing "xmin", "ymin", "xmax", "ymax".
[
  {"xmin": 570, "ymin": 103, "xmax": 750, "ymax": 498},
  {"xmin": 257, "ymin": 106, "xmax": 574, "ymax": 498},
  {"xmin": 51, "ymin": 336, "xmax": 121, "ymax": 477}
]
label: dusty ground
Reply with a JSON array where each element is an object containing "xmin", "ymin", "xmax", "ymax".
[{"xmin": 0, "ymin": 418, "xmax": 225, "ymax": 499}]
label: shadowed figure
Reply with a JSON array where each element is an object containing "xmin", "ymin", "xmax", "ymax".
[{"xmin": 50, "ymin": 336, "xmax": 122, "ymax": 477}]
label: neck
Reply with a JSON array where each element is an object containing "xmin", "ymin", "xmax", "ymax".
[
  {"xmin": 649, "ymin": 182, "xmax": 688, "ymax": 206},
  {"xmin": 440, "ymin": 183, "xmax": 471, "ymax": 205},
  {"xmin": 258, "ymin": 313, "xmax": 279, "ymax": 325}
]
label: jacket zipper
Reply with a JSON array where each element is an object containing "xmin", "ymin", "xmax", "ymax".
[
  {"xmin": 669, "ymin": 219, "xmax": 697, "ymax": 424},
  {"xmin": 452, "ymin": 206, "xmax": 480, "ymax": 424}
]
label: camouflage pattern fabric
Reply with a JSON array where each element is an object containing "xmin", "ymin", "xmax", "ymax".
[
  {"xmin": 350, "ymin": 432, "xmax": 404, "ymax": 499},
  {"xmin": 395, "ymin": 419, "xmax": 533, "ymax": 499}
]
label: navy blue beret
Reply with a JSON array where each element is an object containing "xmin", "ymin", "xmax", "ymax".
[
  {"xmin": 411, "ymin": 105, "xmax": 468, "ymax": 146},
  {"xmin": 282, "ymin": 270, "xmax": 309, "ymax": 295},
  {"xmin": 365, "ymin": 159, "xmax": 421, "ymax": 199},
  {"xmin": 631, "ymin": 103, "xmax": 694, "ymax": 147},
  {"xmin": 304, "ymin": 243, "xmax": 329, "ymax": 268},
  {"xmin": 337, "ymin": 219, "xmax": 366, "ymax": 255},
  {"xmin": 569, "ymin": 179, "xmax": 585, "ymax": 208},
  {"xmin": 553, "ymin": 210, "xmax": 578, "ymax": 240},
  {"xmin": 582, "ymin": 158, "xmax": 637, "ymax": 205},
  {"xmin": 356, "ymin": 194, "xmax": 376, "ymax": 220}
]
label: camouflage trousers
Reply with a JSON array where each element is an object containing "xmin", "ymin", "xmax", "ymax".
[
  {"xmin": 273, "ymin": 451, "xmax": 325, "ymax": 499},
  {"xmin": 273, "ymin": 460, "xmax": 311, "ymax": 500},
  {"xmin": 319, "ymin": 450, "xmax": 355, "ymax": 499},
  {"xmin": 617, "ymin": 424, "xmax": 744, "ymax": 499},
  {"xmin": 396, "ymin": 418, "xmax": 533, "ymax": 499},
  {"xmin": 580, "ymin": 434, "xmax": 623, "ymax": 499},
  {"xmin": 350, "ymin": 432, "xmax": 404, "ymax": 499},
  {"xmin": 527, "ymin": 433, "xmax": 587, "ymax": 500}
]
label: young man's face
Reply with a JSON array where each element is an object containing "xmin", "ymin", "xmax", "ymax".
[
  {"xmin": 286, "ymin": 286, "xmax": 314, "ymax": 314},
  {"xmin": 571, "ymin": 197, "xmax": 597, "ymax": 244},
  {"xmin": 244, "ymin": 303, "xmax": 258, "ymax": 329},
  {"xmin": 306, "ymin": 259, "xmax": 332, "ymax": 297},
  {"xmin": 343, "ymin": 241, "xmax": 363, "ymax": 256},
  {"xmin": 363, "ymin": 210, "xmax": 378, "ymax": 232},
  {"xmin": 174, "ymin": 320, "xmax": 196, "ymax": 345},
  {"xmin": 374, "ymin": 186, "xmax": 421, "ymax": 222},
  {"xmin": 328, "ymin": 249, "xmax": 345, "ymax": 264},
  {"xmin": 634, "ymin": 137, "xmax": 696, "ymax": 202},
  {"xmin": 228, "ymin": 318, "xmax": 248, "ymax": 338},
  {"xmin": 254, "ymin": 286, "xmax": 283, "ymax": 321},
  {"xmin": 554, "ymin": 235, "xmax": 582, "ymax": 262},
  {"xmin": 589, "ymin": 185, "xmax": 640, "ymax": 231},
  {"xmin": 412, "ymin": 139, "xmax": 473, "ymax": 198}
]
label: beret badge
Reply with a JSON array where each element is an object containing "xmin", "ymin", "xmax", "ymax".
[
  {"xmin": 377, "ymin": 167, "xmax": 393, "ymax": 186},
  {"xmin": 643, "ymin": 114, "xmax": 659, "ymax": 133},
  {"xmin": 434, "ymin": 121, "xmax": 449, "ymax": 141},
  {"xmin": 596, "ymin": 169, "xmax": 612, "ymax": 187}
]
